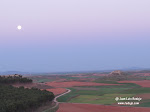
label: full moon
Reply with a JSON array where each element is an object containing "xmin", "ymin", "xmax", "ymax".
[{"xmin": 17, "ymin": 25, "xmax": 22, "ymax": 30}]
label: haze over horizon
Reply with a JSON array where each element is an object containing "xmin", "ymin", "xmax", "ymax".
[{"xmin": 0, "ymin": 0, "xmax": 150, "ymax": 72}]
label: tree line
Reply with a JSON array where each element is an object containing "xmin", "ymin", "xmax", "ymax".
[{"xmin": 0, "ymin": 74, "xmax": 32, "ymax": 84}]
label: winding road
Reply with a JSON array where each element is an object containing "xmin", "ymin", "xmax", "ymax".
[
  {"xmin": 47, "ymin": 88, "xmax": 71, "ymax": 111},
  {"xmin": 54, "ymin": 89, "xmax": 71, "ymax": 103}
]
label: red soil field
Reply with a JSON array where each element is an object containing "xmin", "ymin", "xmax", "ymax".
[
  {"xmin": 53, "ymin": 79, "xmax": 67, "ymax": 82},
  {"xmin": 46, "ymin": 88, "xmax": 67, "ymax": 95},
  {"xmin": 46, "ymin": 81, "xmax": 120, "ymax": 88},
  {"xmin": 57, "ymin": 103, "xmax": 150, "ymax": 112},
  {"xmin": 118, "ymin": 80, "xmax": 150, "ymax": 87},
  {"xmin": 12, "ymin": 83, "xmax": 38, "ymax": 88}
]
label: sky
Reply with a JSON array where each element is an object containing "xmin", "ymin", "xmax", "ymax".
[{"xmin": 0, "ymin": 0, "xmax": 150, "ymax": 72}]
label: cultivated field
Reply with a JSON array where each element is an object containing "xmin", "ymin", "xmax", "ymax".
[
  {"xmin": 57, "ymin": 103, "xmax": 150, "ymax": 112},
  {"xmin": 118, "ymin": 80, "xmax": 150, "ymax": 87},
  {"xmin": 45, "ymin": 81, "xmax": 121, "ymax": 88},
  {"xmin": 29, "ymin": 71, "xmax": 150, "ymax": 112},
  {"xmin": 46, "ymin": 88, "xmax": 67, "ymax": 95}
]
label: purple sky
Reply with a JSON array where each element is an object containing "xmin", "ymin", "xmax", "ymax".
[{"xmin": 0, "ymin": 0, "xmax": 150, "ymax": 72}]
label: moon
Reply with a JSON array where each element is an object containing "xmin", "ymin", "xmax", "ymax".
[{"xmin": 17, "ymin": 25, "xmax": 22, "ymax": 30}]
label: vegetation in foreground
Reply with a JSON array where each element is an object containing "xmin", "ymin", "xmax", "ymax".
[{"xmin": 0, "ymin": 75, "xmax": 55, "ymax": 112}]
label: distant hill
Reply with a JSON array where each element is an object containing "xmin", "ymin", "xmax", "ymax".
[
  {"xmin": 104, "ymin": 70, "xmax": 129, "ymax": 81},
  {"xmin": 96, "ymin": 70, "xmax": 146, "ymax": 81},
  {"xmin": 110, "ymin": 70, "xmax": 128, "ymax": 76}
]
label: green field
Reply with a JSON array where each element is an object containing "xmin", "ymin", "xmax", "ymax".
[
  {"xmin": 30, "ymin": 74, "xmax": 150, "ymax": 107},
  {"xmin": 94, "ymin": 80, "xmax": 120, "ymax": 84},
  {"xmin": 57, "ymin": 88, "xmax": 78, "ymax": 102},
  {"xmin": 57, "ymin": 83, "xmax": 150, "ymax": 107},
  {"xmin": 137, "ymin": 101, "xmax": 150, "ymax": 107},
  {"xmin": 69, "ymin": 94, "xmax": 134, "ymax": 105},
  {"xmin": 57, "ymin": 83, "xmax": 136, "ymax": 102},
  {"xmin": 120, "ymin": 88, "xmax": 150, "ymax": 94}
]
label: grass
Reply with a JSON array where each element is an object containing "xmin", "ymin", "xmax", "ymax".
[
  {"xmin": 80, "ymin": 83, "xmax": 141, "ymax": 88},
  {"xmin": 57, "ymin": 88, "xmax": 78, "ymax": 102},
  {"xmin": 37, "ymin": 79, "xmax": 54, "ymax": 83},
  {"xmin": 94, "ymin": 80, "xmax": 120, "ymax": 84},
  {"xmin": 62, "ymin": 87, "xmax": 150, "ymax": 107},
  {"xmin": 57, "ymin": 82, "xmax": 150, "ymax": 107},
  {"xmin": 57, "ymin": 86, "xmax": 131, "ymax": 102},
  {"xmin": 59, "ymin": 76, "xmax": 80, "ymax": 80},
  {"xmin": 137, "ymin": 101, "xmax": 150, "ymax": 107},
  {"xmin": 31, "ymin": 75, "xmax": 149, "ymax": 107},
  {"xmin": 145, "ymin": 77, "xmax": 150, "ymax": 80},
  {"xmin": 120, "ymin": 88, "xmax": 150, "ymax": 94},
  {"xmin": 69, "ymin": 94, "xmax": 134, "ymax": 104},
  {"xmin": 76, "ymin": 88, "xmax": 130, "ymax": 96}
]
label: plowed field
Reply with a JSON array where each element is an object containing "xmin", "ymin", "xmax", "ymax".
[
  {"xmin": 57, "ymin": 103, "xmax": 150, "ymax": 112},
  {"xmin": 118, "ymin": 80, "xmax": 150, "ymax": 87},
  {"xmin": 46, "ymin": 88, "xmax": 67, "ymax": 95},
  {"xmin": 46, "ymin": 81, "xmax": 120, "ymax": 88}
]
